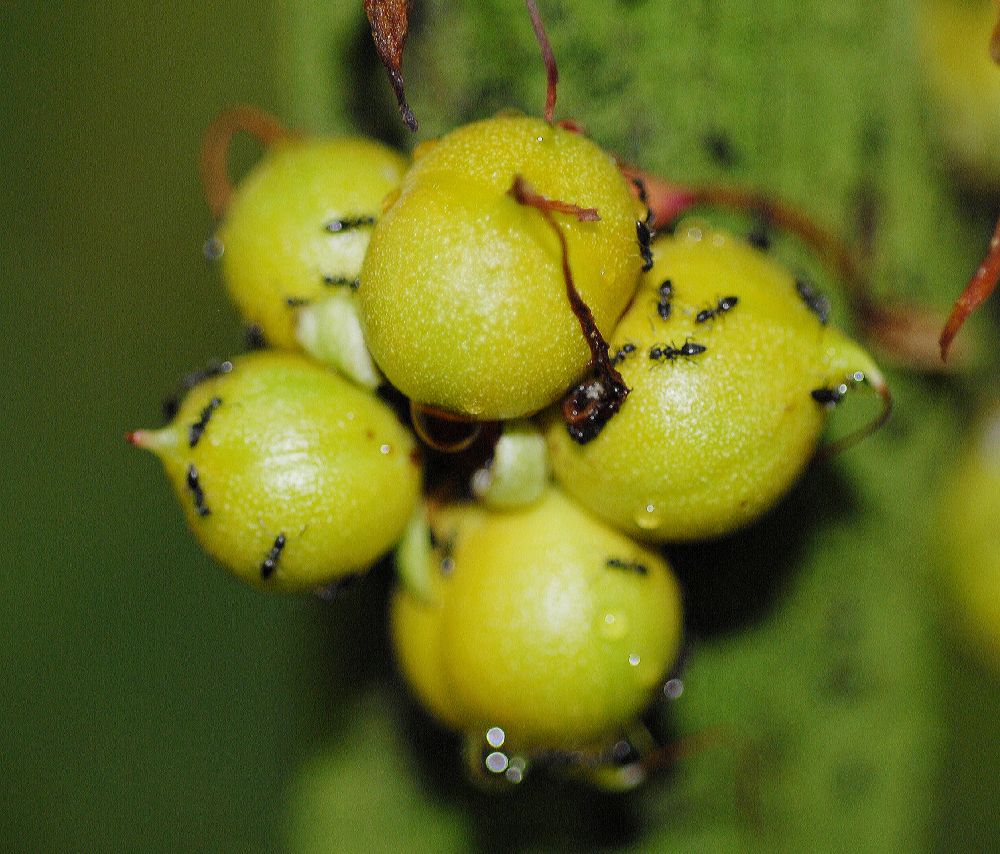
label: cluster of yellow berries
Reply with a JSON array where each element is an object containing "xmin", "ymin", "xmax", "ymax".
[{"xmin": 129, "ymin": 105, "xmax": 886, "ymax": 784}]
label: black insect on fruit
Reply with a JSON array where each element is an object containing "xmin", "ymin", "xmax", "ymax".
[
  {"xmin": 612, "ymin": 343, "xmax": 637, "ymax": 365},
  {"xmin": 324, "ymin": 216, "xmax": 376, "ymax": 233},
  {"xmin": 811, "ymin": 385, "xmax": 849, "ymax": 406},
  {"xmin": 321, "ymin": 275, "xmax": 360, "ymax": 290},
  {"xmin": 648, "ymin": 340, "xmax": 708, "ymax": 362},
  {"xmin": 795, "ymin": 276, "xmax": 831, "ymax": 324},
  {"xmin": 637, "ymin": 219, "xmax": 654, "ymax": 272},
  {"xmin": 260, "ymin": 533, "xmax": 287, "ymax": 581},
  {"xmin": 186, "ymin": 464, "xmax": 210, "ymax": 517},
  {"xmin": 695, "ymin": 295, "xmax": 739, "ymax": 324},
  {"xmin": 188, "ymin": 397, "xmax": 222, "ymax": 448},
  {"xmin": 162, "ymin": 361, "xmax": 233, "ymax": 422},
  {"xmin": 605, "ymin": 557, "xmax": 649, "ymax": 575},
  {"xmin": 656, "ymin": 279, "xmax": 674, "ymax": 320}
]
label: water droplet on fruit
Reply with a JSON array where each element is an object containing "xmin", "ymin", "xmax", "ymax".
[
  {"xmin": 485, "ymin": 751, "xmax": 509, "ymax": 773},
  {"xmin": 379, "ymin": 443, "xmax": 391, "ymax": 455},
  {"xmin": 634, "ymin": 504, "xmax": 660, "ymax": 530},
  {"xmin": 598, "ymin": 611, "xmax": 628, "ymax": 640},
  {"xmin": 628, "ymin": 652, "xmax": 641, "ymax": 667},
  {"xmin": 486, "ymin": 726, "xmax": 505, "ymax": 748}
]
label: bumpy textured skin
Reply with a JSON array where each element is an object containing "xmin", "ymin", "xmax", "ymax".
[
  {"xmin": 216, "ymin": 138, "xmax": 407, "ymax": 348},
  {"xmin": 547, "ymin": 224, "xmax": 876, "ymax": 542},
  {"xmin": 357, "ymin": 114, "xmax": 644, "ymax": 420},
  {"xmin": 918, "ymin": 0, "xmax": 1000, "ymax": 188},
  {"xmin": 144, "ymin": 352, "xmax": 421, "ymax": 590},
  {"xmin": 939, "ymin": 407, "xmax": 1000, "ymax": 667},
  {"xmin": 391, "ymin": 489, "xmax": 683, "ymax": 752}
]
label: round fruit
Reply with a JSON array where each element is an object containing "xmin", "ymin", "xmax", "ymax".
[
  {"xmin": 128, "ymin": 351, "xmax": 421, "ymax": 590},
  {"xmin": 938, "ymin": 404, "xmax": 1000, "ymax": 666},
  {"xmin": 357, "ymin": 114, "xmax": 646, "ymax": 420},
  {"xmin": 546, "ymin": 223, "xmax": 886, "ymax": 542},
  {"xmin": 212, "ymin": 135, "xmax": 407, "ymax": 349},
  {"xmin": 918, "ymin": 0, "xmax": 1000, "ymax": 187},
  {"xmin": 390, "ymin": 488, "xmax": 683, "ymax": 756}
]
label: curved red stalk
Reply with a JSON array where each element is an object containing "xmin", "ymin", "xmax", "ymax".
[
  {"xmin": 620, "ymin": 163, "xmax": 968, "ymax": 371},
  {"xmin": 939, "ymin": 215, "xmax": 1000, "ymax": 361},
  {"xmin": 199, "ymin": 105, "xmax": 291, "ymax": 220},
  {"xmin": 817, "ymin": 379, "xmax": 893, "ymax": 460},
  {"xmin": 526, "ymin": 0, "xmax": 558, "ymax": 123},
  {"xmin": 508, "ymin": 176, "xmax": 628, "ymax": 442}
]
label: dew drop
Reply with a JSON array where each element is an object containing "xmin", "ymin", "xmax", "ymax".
[
  {"xmin": 598, "ymin": 611, "xmax": 628, "ymax": 641},
  {"xmin": 634, "ymin": 504, "xmax": 661, "ymax": 530},
  {"xmin": 485, "ymin": 751, "xmax": 509, "ymax": 773},
  {"xmin": 664, "ymin": 677, "xmax": 684, "ymax": 700},
  {"xmin": 486, "ymin": 726, "xmax": 505, "ymax": 748},
  {"xmin": 628, "ymin": 652, "xmax": 641, "ymax": 667},
  {"xmin": 379, "ymin": 443, "xmax": 392, "ymax": 455}
]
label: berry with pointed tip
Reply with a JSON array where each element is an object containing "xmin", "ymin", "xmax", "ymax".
[
  {"xmin": 128, "ymin": 352, "xmax": 421, "ymax": 591},
  {"xmin": 546, "ymin": 223, "xmax": 889, "ymax": 542}
]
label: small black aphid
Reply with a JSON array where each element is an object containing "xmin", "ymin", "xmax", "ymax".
[
  {"xmin": 244, "ymin": 324, "xmax": 267, "ymax": 351},
  {"xmin": 285, "ymin": 296, "xmax": 311, "ymax": 308},
  {"xmin": 637, "ymin": 220, "xmax": 654, "ymax": 272},
  {"xmin": 188, "ymin": 397, "xmax": 222, "ymax": 448},
  {"xmin": 656, "ymin": 278, "xmax": 674, "ymax": 321},
  {"xmin": 611, "ymin": 342, "xmax": 637, "ymax": 365},
  {"xmin": 163, "ymin": 361, "xmax": 233, "ymax": 422},
  {"xmin": 649, "ymin": 340, "xmax": 707, "ymax": 362},
  {"xmin": 606, "ymin": 557, "xmax": 649, "ymax": 576},
  {"xmin": 695, "ymin": 295, "xmax": 739, "ymax": 324},
  {"xmin": 630, "ymin": 175, "xmax": 649, "ymax": 207},
  {"xmin": 259, "ymin": 533, "xmax": 287, "ymax": 580},
  {"xmin": 186, "ymin": 464, "xmax": 210, "ymax": 517},
  {"xmin": 324, "ymin": 215, "xmax": 376, "ymax": 233},
  {"xmin": 322, "ymin": 275, "xmax": 361, "ymax": 290},
  {"xmin": 811, "ymin": 385, "xmax": 848, "ymax": 406},
  {"xmin": 796, "ymin": 277, "xmax": 831, "ymax": 325}
]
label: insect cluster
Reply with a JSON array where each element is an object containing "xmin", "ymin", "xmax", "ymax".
[{"xmin": 128, "ymin": 0, "xmax": 908, "ymax": 787}]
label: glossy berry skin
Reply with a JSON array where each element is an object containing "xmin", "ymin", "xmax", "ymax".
[
  {"xmin": 390, "ymin": 489, "xmax": 683, "ymax": 754},
  {"xmin": 547, "ymin": 223, "xmax": 882, "ymax": 542},
  {"xmin": 130, "ymin": 352, "xmax": 421, "ymax": 591},
  {"xmin": 357, "ymin": 114, "xmax": 645, "ymax": 420},
  {"xmin": 214, "ymin": 137, "xmax": 407, "ymax": 349},
  {"xmin": 938, "ymin": 406, "xmax": 1000, "ymax": 667}
]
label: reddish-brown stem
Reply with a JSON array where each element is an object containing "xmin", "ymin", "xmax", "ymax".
[
  {"xmin": 508, "ymin": 176, "xmax": 628, "ymax": 443},
  {"xmin": 525, "ymin": 0, "xmax": 559, "ymax": 123},
  {"xmin": 409, "ymin": 401, "xmax": 483, "ymax": 454},
  {"xmin": 199, "ymin": 105, "xmax": 292, "ymax": 220},
  {"xmin": 991, "ymin": 2, "xmax": 1000, "ymax": 64},
  {"xmin": 940, "ymin": 215, "xmax": 1000, "ymax": 361},
  {"xmin": 817, "ymin": 379, "xmax": 893, "ymax": 460},
  {"xmin": 621, "ymin": 164, "xmax": 967, "ymax": 371}
]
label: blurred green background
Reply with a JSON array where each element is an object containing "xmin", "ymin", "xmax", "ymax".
[{"xmin": 2, "ymin": 1, "xmax": 998, "ymax": 851}]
